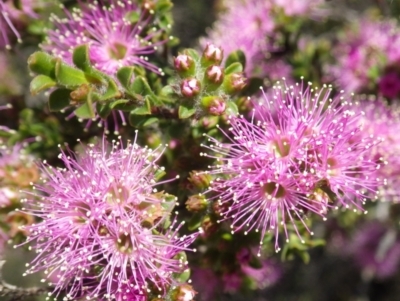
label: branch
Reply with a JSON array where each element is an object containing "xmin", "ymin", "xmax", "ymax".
[{"xmin": 0, "ymin": 261, "xmax": 51, "ymax": 301}]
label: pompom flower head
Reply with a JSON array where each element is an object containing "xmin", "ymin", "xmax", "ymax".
[
  {"xmin": 19, "ymin": 135, "xmax": 197, "ymax": 300},
  {"xmin": 351, "ymin": 221, "xmax": 400, "ymax": 279},
  {"xmin": 355, "ymin": 97, "xmax": 400, "ymax": 202},
  {"xmin": 202, "ymin": 80, "xmax": 381, "ymax": 251},
  {"xmin": 43, "ymin": 0, "xmax": 166, "ymax": 76},
  {"xmin": 330, "ymin": 18, "xmax": 400, "ymax": 95}
]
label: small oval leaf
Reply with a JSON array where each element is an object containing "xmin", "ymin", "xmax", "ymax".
[
  {"xmin": 48, "ymin": 88, "xmax": 72, "ymax": 112},
  {"xmin": 30, "ymin": 75, "xmax": 56, "ymax": 95}
]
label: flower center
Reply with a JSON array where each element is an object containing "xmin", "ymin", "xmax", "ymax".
[
  {"xmin": 108, "ymin": 42, "xmax": 128, "ymax": 60},
  {"xmin": 273, "ymin": 136, "xmax": 291, "ymax": 157},
  {"xmin": 263, "ymin": 182, "xmax": 286, "ymax": 199},
  {"xmin": 106, "ymin": 183, "xmax": 130, "ymax": 205},
  {"xmin": 116, "ymin": 233, "xmax": 134, "ymax": 254}
]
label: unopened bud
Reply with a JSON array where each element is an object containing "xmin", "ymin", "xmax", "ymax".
[
  {"xmin": 201, "ymin": 116, "xmax": 219, "ymax": 129},
  {"xmin": 205, "ymin": 65, "xmax": 224, "ymax": 85},
  {"xmin": 188, "ymin": 171, "xmax": 212, "ymax": 189},
  {"xmin": 174, "ymin": 54, "xmax": 195, "ymax": 78},
  {"xmin": 200, "ymin": 96, "xmax": 226, "ymax": 116},
  {"xmin": 201, "ymin": 215, "xmax": 218, "ymax": 236},
  {"xmin": 223, "ymin": 72, "xmax": 247, "ymax": 94},
  {"xmin": 181, "ymin": 78, "xmax": 201, "ymax": 97},
  {"xmin": 171, "ymin": 284, "xmax": 197, "ymax": 301},
  {"xmin": 201, "ymin": 44, "xmax": 223, "ymax": 67},
  {"xmin": 186, "ymin": 194, "xmax": 208, "ymax": 212},
  {"xmin": 212, "ymin": 200, "xmax": 229, "ymax": 216}
]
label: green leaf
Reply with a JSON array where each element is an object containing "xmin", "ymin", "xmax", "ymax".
[
  {"xmin": 124, "ymin": 11, "xmax": 140, "ymax": 23},
  {"xmin": 224, "ymin": 62, "xmax": 243, "ymax": 75},
  {"xmin": 96, "ymin": 102, "xmax": 112, "ymax": 119},
  {"xmin": 75, "ymin": 102, "xmax": 95, "ymax": 119},
  {"xmin": 72, "ymin": 44, "xmax": 90, "ymax": 70},
  {"xmin": 129, "ymin": 114, "xmax": 158, "ymax": 127},
  {"xmin": 173, "ymin": 269, "xmax": 190, "ymax": 283},
  {"xmin": 130, "ymin": 98, "xmax": 151, "ymax": 115},
  {"xmin": 99, "ymin": 77, "xmax": 122, "ymax": 101},
  {"xmin": 30, "ymin": 75, "xmax": 56, "ymax": 95},
  {"xmin": 183, "ymin": 48, "xmax": 200, "ymax": 62},
  {"xmin": 154, "ymin": 169, "xmax": 167, "ymax": 181},
  {"xmin": 48, "ymin": 88, "xmax": 71, "ymax": 112},
  {"xmin": 131, "ymin": 76, "xmax": 154, "ymax": 96},
  {"xmin": 188, "ymin": 214, "xmax": 202, "ymax": 231},
  {"xmin": 225, "ymin": 50, "xmax": 246, "ymax": 71},
  {"xmin": 27, "ymin": 51, "xmax": 56, "ymax": 78},
  {"xmin": 178, "ymin": 105, "xmax": 196, "ymax": 119},
  {"xmin": 155, "ymin": 0, "xmax": 173, "ymax": 14},
  {"xmin": 117, "ymin": 67, "xmax": 135, "ymax": 90},
  {"xmin": 226, "ymin": 101, "xmax": 238, "ymax": 115},
  {"xmin": 109, "ymin": 99, "xmax": 136, "ymax": 111},
  {"xmin": 159, "ymin": 85, "xmax": 178, "ymax": 103},
  {"xmin": 75, "ymin": 89, "xmax": 95, "ymax": 119},
  {"xmin": 55, "ymin": 60, "xmax": 89, "ymax": 88}
]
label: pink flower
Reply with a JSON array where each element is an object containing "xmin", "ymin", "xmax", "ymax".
[
  {"xmin": 202, "ymin": 80, "xmax": 381, "ymax": 251},
  {"xmin": 351, "ymin": 221, "xmax": 400, "ymax": 279},
  {"xmin": 329, "ymin": 18, "xmax": 400, "ymax": 94},
  {"xmin": 19, "ymin": 137, "xmax": 196, "ymax": 299},
  {"xmin": 200, "ymin": 0, "xmax": 278, "ymax": 77},
  {"xmin": 355, "ymin": 97, "xmax": 400, "ymax": 202},
  {"xmin": 43, "ymin": 0, "xmax": 165, "ymax": 76},
  {"xmin": 272, "ymin": 0, "xmax": 325, "ymax": 17},
  {"xmin": 378, "ymin": 71, "xmax": 400, "ymax": 98}
]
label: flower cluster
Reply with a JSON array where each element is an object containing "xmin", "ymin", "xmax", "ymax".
[
  {"xmin": 202, "ymin": 80, "xmax": 381, "ymax": 251},
  {"xmin": 19, "ymin": 137, "xmax": 197, "ymax": 300},
  {"xmin": 200, "ymin": 0, "xmax": 325, "ymax": 79},
  {"xmin": 355, "ymin": 97, "xmax": 400, "ymax": 202},
  {"xmin": 42, "ymin": 0, "xmax": 166, "ymax": 76},
  {"xmin": 351, "ymin": 221, "xmax": 400, "ymax": 279},
  {"xmin": 173, "ymin": 43, "xmax": 247, "ymax": 117},
  {"xmin": 271, "ymin": 0, "xmax": 325, "ymax": 17},
  {"xmin": 329, "ymin": 18, "xmax": 400, "ymax": 96}
]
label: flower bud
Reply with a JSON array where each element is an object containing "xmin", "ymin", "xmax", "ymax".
[
  {"xmin": 200, "ymin": 96, "xmax": 226, "ymax": 116},
  {"xmin": 174, "ymin": 54, "xmax": 196, "ymax": 78},
  {"xmin": 201, "ymin": 215, "xmax": 218, "ymax": 237},
  {"xmin": 186, "ymin": 194, "xmax": 208, "ymax": 212},
  {"xmin": 205, "ymin": 65, "xmax": 224, "ymax": 85},
  {"xmin": 201, "ymin": 116, "xmax": 219, "ymax": 129},
  {"xmin": 171, "ymin": 284, "xmax": 197, "ymax": 301},
  {"xmin": 181, "ymin": 78, "xmax": 201, "ymax": 98},
  {"xmin": 223, "ymin": 72, "xmax": 247, "ymax": 94},
  {"xmin": 188, "ymin": 171, "xmax": 212, "ymax": 190},
  {"xmin": 201, "ymin": 44, "xmax": 223, "ymax": 67}
]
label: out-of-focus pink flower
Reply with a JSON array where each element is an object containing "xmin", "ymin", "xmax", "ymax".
[
  {"xmin": 355, "ymin": 97, "xmax": 400, "ymax": 202},
  {"xmin": 378, "ymin": 71, "xmax": 400, "ymax": 98},
  {"xmin": 199, "ymin": 0, "xmax": 278, "ymax": 78},
  {"xmin": 329, "ymin": 18, "xmax": 400, "ymax": 94},
  {"xmin": 352, "ymin": 221, "xmax": 400, "ymax": 279}
]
